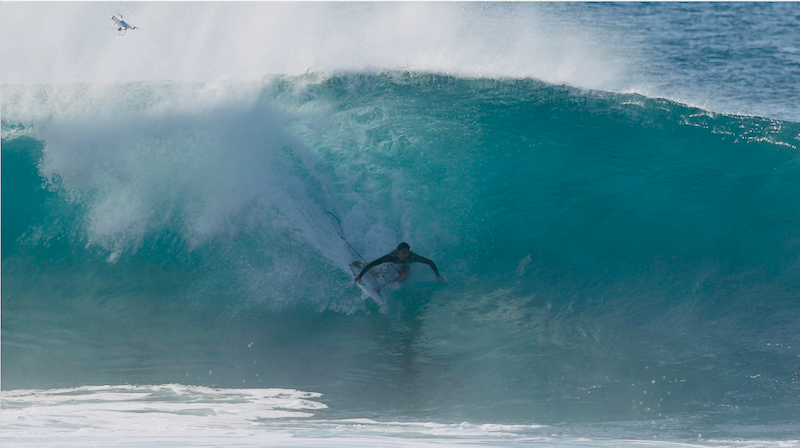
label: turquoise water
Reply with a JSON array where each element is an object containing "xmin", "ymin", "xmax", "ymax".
[{"xmin": 2, "ymin": 2, "xmax": 799, "ymax": 446}]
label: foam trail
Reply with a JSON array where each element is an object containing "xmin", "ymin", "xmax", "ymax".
[{"xmin": 6, "ymin": 386, "xmax": 798, "ymax": 447}]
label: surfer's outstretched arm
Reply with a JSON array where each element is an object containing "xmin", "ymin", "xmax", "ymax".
[{"xmin": 409, "ymin": 253, "xmax": 445, "ymax": 281}]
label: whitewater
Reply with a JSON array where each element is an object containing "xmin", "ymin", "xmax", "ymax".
[{"xmin": 2, "ymin": 3, "xmax": 799, "ymax": 447}]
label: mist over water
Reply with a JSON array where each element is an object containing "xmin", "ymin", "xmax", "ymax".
[
  {"xmin": 2, "ymin": 3, "xmax": 800, "ymax": 447},
  {"xmin": 4, "ymin": 2, "xmax": 799, "ymax": 121},
  {"xmin": 0, "ymin": 3, "xmax": 627, "ymax": 88}
]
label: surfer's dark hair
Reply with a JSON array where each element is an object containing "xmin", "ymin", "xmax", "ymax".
[{"xmin": 397, "ymin": 242, "xmax": 410, "ymax": 250}]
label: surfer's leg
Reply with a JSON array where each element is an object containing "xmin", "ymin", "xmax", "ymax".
[
  {"xmin": 376, "ymin": 269, "xmax": 409, "ymax": 293},
  {"xmin": 389, "ymin": 264, "xmax": 410, "ymax": 285},
  {"xmin": 395, "ymin": 269, "xmax": 410, "ymax": 284}
]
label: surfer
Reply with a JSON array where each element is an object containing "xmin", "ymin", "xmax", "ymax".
[{"xmin": 354, "ymin": 242, "xmax": 444, "ymax": 291}]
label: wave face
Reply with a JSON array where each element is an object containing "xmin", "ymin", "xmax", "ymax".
[{"xmin": 2, "ymin": 74, "xmax": 800, "ymax": 431}]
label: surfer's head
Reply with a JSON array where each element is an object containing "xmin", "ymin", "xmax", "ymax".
[{"xmin": 397, "ymin": 242, "xmax": 411, "ymax": 260}]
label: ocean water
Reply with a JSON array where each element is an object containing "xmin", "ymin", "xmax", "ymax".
[{"xmin": 2, "ymin": 3, "xmax": 799, "ymax": 447}]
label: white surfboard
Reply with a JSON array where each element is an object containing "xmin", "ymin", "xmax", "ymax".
[{"xmin": 349, "ymin": 262, "xmax": 387, "ymax": 306}]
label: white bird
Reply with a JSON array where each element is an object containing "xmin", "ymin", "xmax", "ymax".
[{"xmin": 111, "ymin": 14, "xmax": 137, "ymax": 36}]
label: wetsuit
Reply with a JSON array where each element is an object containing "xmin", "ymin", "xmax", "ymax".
[{"xmin": 357, "ymin": 250, "xmax": 441, "ymax": 278}]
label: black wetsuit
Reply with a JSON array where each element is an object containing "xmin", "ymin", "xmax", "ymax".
[{"xmin": 357, "ymin": 250, "xmax": 441, "ymax": 278}]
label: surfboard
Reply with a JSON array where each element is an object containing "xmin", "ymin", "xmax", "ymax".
[{"xmin": 349, "ymin": 262, "xmax": 387, "ymax": 306}]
